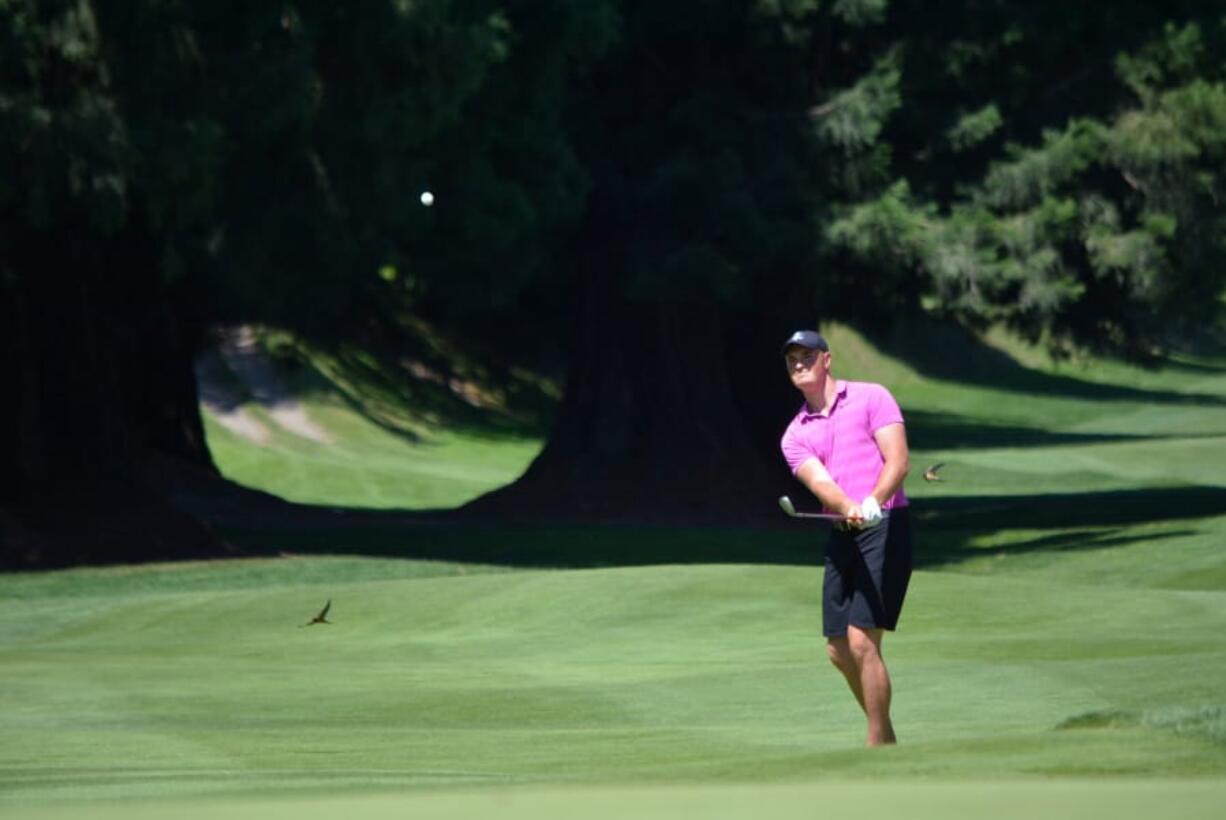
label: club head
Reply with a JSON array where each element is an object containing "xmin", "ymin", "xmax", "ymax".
[{"xmin": 778, "ymin": 495, "xmax": 798, "ymax": 517}]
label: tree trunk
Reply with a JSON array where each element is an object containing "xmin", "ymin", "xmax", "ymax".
[
  {"xmin": 0, "ymin": 228, "xmax": 226, "ymax": 568},
  {"xmin": 466, "ymin": 222, "xmax": 800, "ymax": 524}
]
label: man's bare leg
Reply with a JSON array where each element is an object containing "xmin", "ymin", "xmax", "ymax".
[
  {"xmin": 847, "ymin": 625, "xmax": 895, "ymax": 745},
  {"xmin": 826, "ymin": 637, "xmax": 866, "ymax": 713}
]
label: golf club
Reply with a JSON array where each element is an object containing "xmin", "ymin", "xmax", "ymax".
[{"xmin": 777, "ymin": 495, "xmax": 849, "ymax": 521}]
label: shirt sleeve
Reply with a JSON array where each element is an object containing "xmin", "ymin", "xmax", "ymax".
[
  {"xmin": 780, "ymin": 422, "xmax": 814, "ymax": 475},
  {"xmin": 866, "ymin": 384, "xmax": 905, "ymax": 432}
]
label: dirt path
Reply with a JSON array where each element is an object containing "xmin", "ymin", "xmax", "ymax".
[{"xmin": 195, "ymin": 326, "xmax": 332, "ymax": 446}]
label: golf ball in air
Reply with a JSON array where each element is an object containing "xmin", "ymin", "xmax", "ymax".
[{"xmin": 420, "ymin": 191, "xmax": 434, "ymax": 207}]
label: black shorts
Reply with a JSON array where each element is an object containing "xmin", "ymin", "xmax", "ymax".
[{"xmin": 822, "ymin": 508, "xmax": 913, "ymax": 637}]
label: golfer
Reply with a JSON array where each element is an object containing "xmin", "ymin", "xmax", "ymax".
[{"xmin": 779, "ymin": 329, "xmax": 913, "ymax": 746}]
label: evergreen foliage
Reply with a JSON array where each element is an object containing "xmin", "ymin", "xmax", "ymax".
[
  {"xmin": 823, "ymin": 3, "xmax": 1226, "ymax": 350},
  {"xmin": 6, "ymin": 0, "xmax": 1224, "ymax": 357}
]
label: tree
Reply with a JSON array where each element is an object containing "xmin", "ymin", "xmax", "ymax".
[
  {"xmin": 0, "ymin": 0, "xmax": 606, "ymax": 564},
  {"xmin": 6, "ymin": 0, "xmax": 1226, "ymax": 564},
  {"xmin": 0, "ymin": 0, "xmax": 220, "ymax": 565},
  {"xmin": 476, "ymin": 0, "xmax": 1226, "ymax": 520},
  {"xmin": 822, "ymin": 2, "xmax": 1226, "ymax": 352},
  {"xmin": 469, "ymin": 1, "xmax": 838, "ymax": 520}
]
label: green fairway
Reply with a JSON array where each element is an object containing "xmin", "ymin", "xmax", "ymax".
[
  {"xmin": 7, "ymin": 781, "xmax": 1226, "ymax": 820},
  {"xmin": 202, "ymin": 408, "xmax": 542, "ymax": 510},
  {"xmin": 3, "ymin": 326, "xmax": 1226, "ymax": 817},
  {"xmin": 197, "ymin": 331, "xmax": 549, "ymax": 510},
  {"xmin": 3, "ymin": 555, "xmax": 1226, "ymax": 816}
]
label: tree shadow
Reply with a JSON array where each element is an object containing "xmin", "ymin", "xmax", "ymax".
[
  {"xmin": 1165, "ymin": 357, "xmax": 1226, "ymax": 375},
  {"xmin": 903, "ymin": 410, "xmax": 1216, "ymax": 450},
  {"xmin": 861, "ymin": 319, "xmax": 1226, "ymax": 407},
  {"xmin": 195, "ymin": 332, "xmax": 556, "ymax": 453},
  {"xmin": 193, "ymin": 351, "xmax": 248, "ymax": 414},
  {"xmin": 284, "ymin": 342, "xmax": 555, "ymax": 443},
  {"xmin": 202, "ymin": 478, "xmax": 1226, "ymax": 573},
  {"xmin": 912, "ymin": 527, "xmax": 1196, "ymax": 569},
  {"xmin": 912, "ymin": 486, "xmax": 1226, "ymax": 531}
]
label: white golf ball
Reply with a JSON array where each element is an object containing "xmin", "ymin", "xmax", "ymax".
[{"xmin": 420, "ymin": 191, "xmax": 434, "ymax": 207}]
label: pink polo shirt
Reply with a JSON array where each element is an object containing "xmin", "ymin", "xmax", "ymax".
[{"xmin": 780, "ymin": 380, "xmax": 909, "ymax": 511}]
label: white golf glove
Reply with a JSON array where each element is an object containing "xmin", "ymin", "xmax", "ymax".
[{"xmin": 860, "ymin": 495, "xmax": 883, "ymax": 527}]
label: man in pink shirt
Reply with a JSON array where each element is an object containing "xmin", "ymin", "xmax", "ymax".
[{"xmin": 779, "ymin": 329, "xmax": 913, "ymax": 746}]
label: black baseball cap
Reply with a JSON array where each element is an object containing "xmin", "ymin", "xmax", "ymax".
[{"xmin": 781, "ymin": 330, "xmax": 829, "ymax": 354}]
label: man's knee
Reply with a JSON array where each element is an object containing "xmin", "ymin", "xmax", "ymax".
[
  {"xmin": 847, "ymin": 627, "xmax": 883, "ymax": 662},
  {"xmin": 826, "ymin": 637, "xmax": 854, "ymax": 671}
]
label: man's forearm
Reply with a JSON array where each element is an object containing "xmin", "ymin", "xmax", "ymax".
[
  {"xmin": 796, "ymin": 458, "xmax": 857, "ymax": 514},
  {"xmin": 809, "ymin": 479, "xmax": 857, "ymax": 515},
  {"xmin": 869, "ymin": 423, "xmax": 910, "ymax": 505},
  {"xmin": 870, "ymin": 458, "xmax": 909, "ymax": 505}
]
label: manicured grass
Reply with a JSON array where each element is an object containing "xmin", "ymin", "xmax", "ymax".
[
  {"xmin": 203, "ymin": 406, "xmax": 542, "ymax": 510},
  {"xmin": 7, "ymin": 781, "xmax": 1226, "ymax": 820},
  {"xmin": 2, "ymin": 554, "xmax": 1225, "ymax": 814},
  {"xmin": 199, "ymin": 329, "xmax": 548, "ymax": 510},
  {"xmin": 3, "ymin": 324, "xmax": 1225, "ymax": 817}
]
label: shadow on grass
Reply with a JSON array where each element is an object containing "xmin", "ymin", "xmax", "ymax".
[
  {"xmin": 212, "ymin": 485, "xmax": 1226, "ymax": 572},
  {"xmin": 903, "ymin": 410, "xmax": 1226, "ymax": 450},
  {"xmin": 200, "ymin": 327, "xmax": 557, "ymax": 452},
  {"xmin": 908, "ymin": 486, "xmax": 1226, "ymax": 568},
  {"xmin": 863, "ymin": 319, "xmax": 1226, "ymax": 407},
  {"xmin": 292, "ymin": 338, "xmax": 556, "ymax": 442},
  {"xmin": 913, "ymin": 527, "xmax": 1196, "ymax": 569},
  {"xmin": 912, "ymin": 486, "xmax": 1226, "ymax": 531},
  {"xmin": 946, "ymin": 526, "xmax": 1197, "ymax": 554},
  {"xmin": 221, "ymin": 516, "xmax": 824, "ymax": 570}
]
